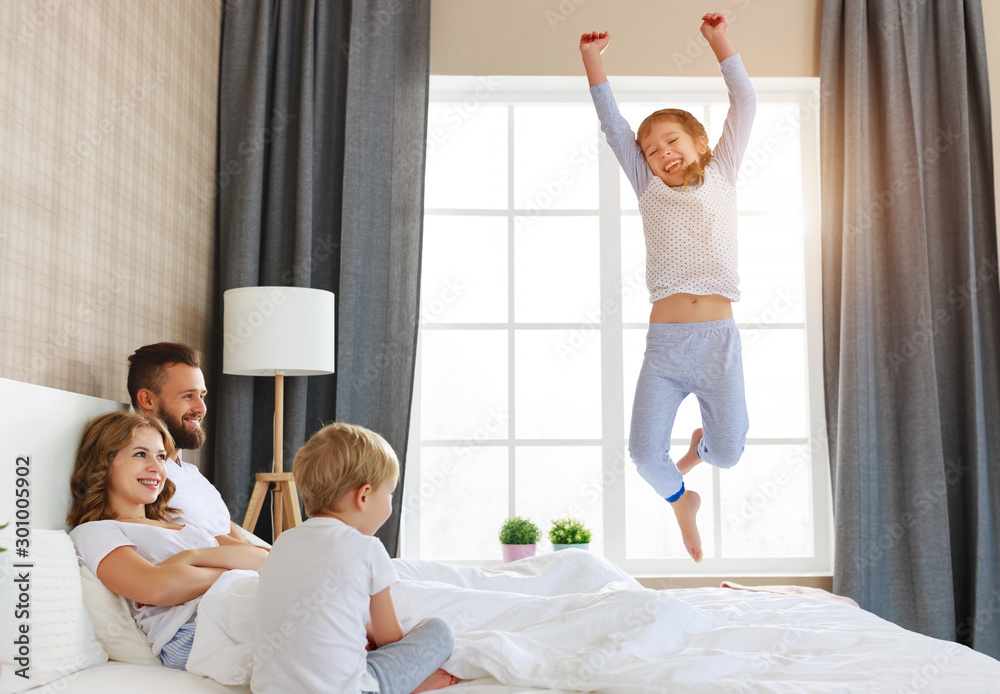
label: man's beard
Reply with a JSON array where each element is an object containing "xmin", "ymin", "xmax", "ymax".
[{"xmin": 158, "ymin": 405, "xmax": 207, "ymax": 451}]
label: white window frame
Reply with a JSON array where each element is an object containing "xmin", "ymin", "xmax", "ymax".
[{"xmin": 403, "ymin": 75, "xmax": 831, "ymax": 577}]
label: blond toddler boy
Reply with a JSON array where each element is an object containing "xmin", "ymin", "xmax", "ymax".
[{"xmin": 251, "ymin": 422, "xmax": 457, "ymax": 694}]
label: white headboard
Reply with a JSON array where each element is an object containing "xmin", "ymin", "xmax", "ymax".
[{"xmin": 0, "ymin": 378, "xmax": 126, "ymax": 533}]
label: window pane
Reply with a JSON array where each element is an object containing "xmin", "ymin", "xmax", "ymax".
[
  {"xmin": 620, "ymin": 215, "xmax": 649, "ymax": 324},
  {"xmin": 724, "ymin": 102, "xmax": 804, "ymax": 213},
  {"xmin": 425, "ymin": 103, "xmax": 507, "ymax": 209},
  {"xmin": 422, "ymin": 215, "xmax": 508, "ymax": 324},
  {"xmin": 417, "ymin": 76, "xmax": 825, "ymax": 574},
  {"xmin": 419, "ymin": 445, "xmax": 508, "ymax": 560},
  {"xmin": 622, "ymin": 328, "xmax": 701, "ymax": 441},
  {"xmin": 720, "ymin": 444, "xmax": 813, "ymax": 557},
  {"xmin": 734, "ymin": 214, "xmax": 806, "ymax": 325},
  {"xmin": 742, "ymin": 328, "xmax": 808, "ymax": 439},
  {"xmin": 515, "ymin": 446, "xmax": 603, "ymax": 554},
  {"xmin": 625, "ymin": 213, "xmax": 807, "ymax": 329},
  {"xmin": 625, "ymin": 328, "xmax": 808, "ymax": 443},
  {"xmin": 421, "ymin": 330, "xmax": 508, "ymax": 440},
  {"xmin": 514, "ymin": 105, "xmax": 599, "ymax": 211},
  {"xmin": 514, "ymin": 216, "xmax": 600, "ymax": 323},
  {"xmin": 625, "ymin": 458, "xmax": 716, "ymax": 559},
  {"xmin": 515, "ymin": 330, "xmax": 601, "ymax": 439}
]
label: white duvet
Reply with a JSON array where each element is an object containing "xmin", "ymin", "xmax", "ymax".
[{"xmin": 185, "ymin": 551, "xmax": 1000, "ymax": 692}]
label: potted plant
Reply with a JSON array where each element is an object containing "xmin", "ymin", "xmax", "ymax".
[
  {"xmin": 498, "ymin": 516, "xmax": 540, "ymax": 563},
  {"xmin": 548, "ymin": 517, "xmax": 592, "ymax": 551}
]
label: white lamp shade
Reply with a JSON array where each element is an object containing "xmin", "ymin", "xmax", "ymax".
[{"xmin": 223, "ymin": 286, "xmax": 336, "ymax": 376}]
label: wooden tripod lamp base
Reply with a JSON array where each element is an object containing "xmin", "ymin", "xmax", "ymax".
[
  {"xmin": 241, "ymin": 471, "xmax": 302, "ymax": 536},
  {"xmin": 240, "ymin": 373, "xmax": 302, "ymax": 538}
]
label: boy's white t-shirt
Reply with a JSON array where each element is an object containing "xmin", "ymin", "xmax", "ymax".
[
  {"xmin": 251, "ymin": 516, "xmax": 399, "ymax": 694},
  {"xmin": 164, "ymin": 451, "xmax": 232, "ymax": 536},
  {"xmin": 70, "ymin": 519, "xmax": 219, "ymax": 656}
]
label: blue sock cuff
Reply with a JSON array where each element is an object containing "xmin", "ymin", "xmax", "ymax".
[{"xmin": 665, "ymin": 482, "xmax": 685, "ymax": 503}]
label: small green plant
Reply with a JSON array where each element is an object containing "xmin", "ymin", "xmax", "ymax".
[
  {"xmin": 548, "ymin": 517, "xmax": 592, "ymax": 545},
  {"xmin": 498, "ymin": 516, "xmax": 540, "ymax": 545},
  {"xmin": 0, "ymin": 522, "xmax": 7, "ymax": 553}
]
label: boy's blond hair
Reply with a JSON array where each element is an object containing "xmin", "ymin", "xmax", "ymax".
[{"xmin": 293, "ymin": 422, "xmax": 399, "ymax": 516}]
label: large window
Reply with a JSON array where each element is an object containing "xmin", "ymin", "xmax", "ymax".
[{"xmin": 402, "ymin": 75, "xmax": 830, "ymax": 575}]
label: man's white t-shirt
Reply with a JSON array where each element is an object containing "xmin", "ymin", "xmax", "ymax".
[
  {"xmin": 251, "ymin": 517, "xmax": 399, "ymax": 694},
  {"xmin": 164, "ymin": 451, "xmax": 232, "ymax": 536},
  {"xmin": 70, "ymin": 520, "xmax": 219, "ymax": 656}
]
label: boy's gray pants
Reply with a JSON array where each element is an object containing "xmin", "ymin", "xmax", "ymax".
[{"xmin": 364, "ymin": 617, "xmax": 455, "ymax": 694}]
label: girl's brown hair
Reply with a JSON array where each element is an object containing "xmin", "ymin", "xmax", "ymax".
[
  {"xmin": 67, "ymin": 411, "xmax": 179, "ymax": 527},
  {"xmin": 636, "ymin": 108, "xmax": 713, "ymax": 188}
]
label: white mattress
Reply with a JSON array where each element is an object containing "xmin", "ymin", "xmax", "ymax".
[{"xmin": 46, "ymin": 662, "xmax": 569, "ymax": 693}]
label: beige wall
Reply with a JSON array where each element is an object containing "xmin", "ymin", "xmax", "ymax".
[
  {"xmin": 0, "ymin": 0, "xmax": 221, "ymax": 466},
  {"xmin": 430, "ymin": 0, "xmax": 820, "ymax": 77}
]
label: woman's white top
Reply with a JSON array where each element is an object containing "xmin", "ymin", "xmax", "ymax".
[{"xmin": 70, "ymin": 519, "xmax": 219, "ymax": 656}]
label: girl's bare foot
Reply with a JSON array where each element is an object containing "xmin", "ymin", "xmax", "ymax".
[
  {"xmin": 669, "ymin": 489, "xmax": 703, "ymax": 562},
  {"xmin": 412, "ymin": 669, "xmax": 459, "ymax": 693},
  {"xmin": 676, "ymin": 428, "xmax": 703, "ymax": 475}
]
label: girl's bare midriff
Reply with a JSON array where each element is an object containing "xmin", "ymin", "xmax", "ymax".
[{"xmin": 650, "ymin": 293, "xmax": 733, "ymax": 323}]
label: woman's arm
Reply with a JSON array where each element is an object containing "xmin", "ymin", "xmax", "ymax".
[
  {"xmin": 158, "ymin": 543, "xmax": 268, "ymax": 571},
  {"xmin": 216, "ymin": 529, "xmax": 269, "ymax": 551},
  {"xmin": 368, "ymin": 586, "xmax": 405, "ymax": 648},
  {"xmin": 96, "ymin": 545, "xmax": 226, "ymax": 607}
]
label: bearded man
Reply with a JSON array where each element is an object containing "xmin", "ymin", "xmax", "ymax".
[{"xmin": 127, "ymin": 342, "xmax": 248, "ymax": 542}]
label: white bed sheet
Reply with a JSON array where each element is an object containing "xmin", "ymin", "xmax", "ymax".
[
  {"xmin": 180, "ymin": 551, "xmax": 1000, "ymax": 693},
  {"xmin": 27, "ymin": 552, "xmax": 1000, "ymax": 693}
]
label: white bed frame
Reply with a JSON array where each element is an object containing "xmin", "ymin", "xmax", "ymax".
[{"xmin": 0, "ymin": 377, "xmax": 126, "ymax": 532}]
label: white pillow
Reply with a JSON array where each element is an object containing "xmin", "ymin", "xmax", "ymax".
[
  {"xmin": 77, "ymin": 560, "xmax": 161, "ymax": 666},
  {"xmin": 0, "ymin": 529, "xmax": 107, "ymax": 693}
]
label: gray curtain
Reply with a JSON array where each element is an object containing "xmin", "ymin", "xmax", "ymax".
[
  {"xmin": 209, "ymin": 0, "xmax": 429, "ymax": 554},
  {"xmin": 821, "ymin": 0, "xmax": 1000, "ymax": 656}
]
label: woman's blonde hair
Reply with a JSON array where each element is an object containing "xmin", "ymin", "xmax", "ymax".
[
  {"xmin": 293, "ymin": 422, "xmax": 399, "ymax": 517},
  {"xmin": 636, "ymin": 108, "xmax": 713, "ymax": 187},
  {"xmin": 67, "ymin": 411, "xmax": 178, "ymax": 527}
]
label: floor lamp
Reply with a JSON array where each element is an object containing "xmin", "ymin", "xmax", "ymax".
[{"xmin": 223, "ymin": 286, "xmax": 336, "ymax": 539}]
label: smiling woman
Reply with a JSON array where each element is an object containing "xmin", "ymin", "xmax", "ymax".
[{"xmin": 65, "ymin": 410, "xmax": 268, "ymax": 670}]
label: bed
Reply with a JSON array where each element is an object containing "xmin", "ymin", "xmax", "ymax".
[{"xmin": 2, "ymin": 375, "xmax": 999, "ymax": 693}]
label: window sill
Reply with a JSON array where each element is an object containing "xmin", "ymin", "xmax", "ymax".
[{"xmin": 635, "ymin": 575, "xmax": 834, "ymax": 591}]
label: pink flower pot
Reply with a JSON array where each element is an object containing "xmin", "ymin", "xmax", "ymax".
[{"xmin": 501, "ymin": 544, "xmax": 537, "ymax": 563}]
